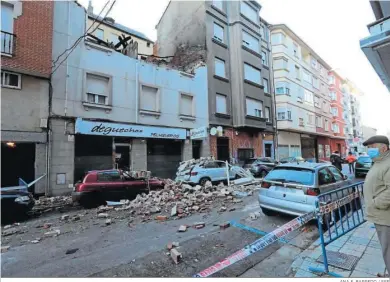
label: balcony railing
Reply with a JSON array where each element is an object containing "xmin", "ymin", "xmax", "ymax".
[{"xmin": 1, "ymin": 31, "xmax": 16, "ymax": 56}]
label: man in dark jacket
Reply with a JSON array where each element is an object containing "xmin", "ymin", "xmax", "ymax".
[{"xmin": 330, "ymin": 151, "xmax": 343, "ymax": 171}]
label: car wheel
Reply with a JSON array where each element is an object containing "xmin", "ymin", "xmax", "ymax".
[
  {"xmin": 199, "ymin": 177, "xmax": 211, "ymax": 186},
  {"xmin": 261, "ymin": 207, "xmax": 277, "ymax": 216},
  {"xmin": 80, "ymin": 193, "xmax": 103, "ymax": 209},
  {"xmin": 260, "ymin": 170, "xmax": 267, "ymax": 178}
]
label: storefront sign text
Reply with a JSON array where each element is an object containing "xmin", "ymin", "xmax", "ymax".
[{"xmin": 190, "ymin": 126, "xmax": 208, "ymax": 140}]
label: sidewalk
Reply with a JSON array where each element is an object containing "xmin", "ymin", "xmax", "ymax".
[{"xmin": 290, "ymin": 221, "xmax": 388, "ymax": 278}]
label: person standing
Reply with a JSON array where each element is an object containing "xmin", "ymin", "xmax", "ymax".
[
  {"xmin": 362, "ymin": 135, "xmax": 390, "ymax": 275},
  {"xmin": 330, "ymin": 150, "xmax": 343, "ymax": 171},
  {"xmin": 345, "ymin": 152, "xmax": 357, "ymax": 174}
]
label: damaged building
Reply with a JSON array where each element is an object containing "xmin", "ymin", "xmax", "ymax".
[
  {"xmin": 49, "ymin": 1, "xmax": 209, "ymax": 195},
  {"xmin": 156, "ymin": 0, "xmax": 276, "ymax": 164}
]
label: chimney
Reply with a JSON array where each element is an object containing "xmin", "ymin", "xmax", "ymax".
[{"xmin": 87, "ymin": 0, "xmax": 93, "ymax": 15}]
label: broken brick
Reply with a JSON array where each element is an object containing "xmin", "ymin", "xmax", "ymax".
[
  {"xmin": 60, "ymin": 214, "xmax": 69, "ymax": 221},
  {"xmin": 105, "ymin": 219, "xmax": 112, "ymax": 225},
  {"xmin": 219, "ymin": 206, "xmax": 227, "ymax": 212},
  {"xmin": 155, "ymin": 215, "xmax": 168, "ymax": 221},
  {"xmin": 178, "ymin": 225, "xmax": 187, "ymax": 232},
  {"xmin": 220, "ymin": 222, "xmax": 230, "ymax": 229},
  {"xmin": 167, "ymin": 242, "xmax": 173, "ymax": 250},
  {"xmin": 1, "ymin": 246, "xmax": 10, "ymax": 253},
  {"xmin": 170, "ymin": 248, "xmax": 182, "ymax": 264},
  {"xmin": 171, "ymin": 204, "xmax": 177, "ymax": 216},
  {"xmin": 97, "ymin": 213, "xmax": 109, "ymax": 218},
  {"xmin": 44, "ymin": 230, "xmax": 60, "ymax": 237},
  {"xmin": 43, "ymin": 223, "xmax": 52, "ymax": 229},
  {"xmin": 193, "ymin": 222, "xmax": 205, "ymax": 229}
]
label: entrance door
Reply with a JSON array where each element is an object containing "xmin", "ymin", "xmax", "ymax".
[
  {"xmin": 263, "ymin": 141, "xmax": 274, "ymax": 159},
  {"xmin": 217, "ymin": 138, "xmax": 230, "ymax": 162},
  {"xmin": 115, "ymin": 145, "xmax": 130, "ymax": 170},
  {"xmin": 337, "ymin": 143, "xmax": 341, "ymax": 154},
  {"xmin": 192, "ymin": 140, "xmax": 201, "ymax": 159}
]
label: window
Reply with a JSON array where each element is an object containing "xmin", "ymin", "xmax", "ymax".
[
  {"xmin": 318, "ymin": 144, "xmax": 324, "ymax": 158},
  {"xmin": 277, "ymin": 109, "xmax": 291, "ymax": 120},
  {"xmin": 266, "ymin": 167, "xmax": 315, "ymax": 186},
  {"xmin": 242, "ymin": 30, "xmax": 259, "ymax": 52},
  {"xmin": 311, "ymin": 57, "xmax": 317, "ymax": 69},
  {"xmin": 316, "ymin": 116, "xmax": 322, "ymax": 127},
  {"xmin": 318, "ymin": 168, "xmax": 334, "ymax": 185},
  {"xmin": 265, "ymin": 107, "xmax": 271, "ymax": 122},
  {"xmin": 276, "ymin": 87, "xmax": 290, "ymax": 95},
  {"xmin": 240, "ymin": 1, "xmax": 258, "ymax": 23},
  {"xmin": 246, "ymin": 98, "xmax": 263, "ymax": 117},
  {"xmin": 216, "ymin": 94, "xmax": 227, "ymax": 114},
  {"xmin": 97, "ymin": 171, "xmax": 121, "ymax": 182},
  {"xmin": 244, "ymin": 63, "xmax": 261, "ymax": 85},
  {"xmin": 140, "ymin": 85, "xmax": 159, "ymax": 112},
  {"xmin": 299, "ymin": 118, "xmax": 304, "ymax": 127},
  {"xmin": 328, "ymin": 75, "xmax": 335, "ymax": 84},
  {"xmin": 86, "ymin": 73, "xmax": 109, "ymax": 105},
  {"xmin": 295, "ymin": 65, "xmax": 300, "ymax": 80},
  {"xmin": 312, "ymin": 76, "xmax": 319, "ymax": 89},
  {"xmin": 324, "ymin": 119, "xmax": 329, "ymax": 131},
  {"xmin": 214, "ymin": 58, "xmax": 226, "ymax": 78},
  {"xmin": 273, "ymin": 57, "xmax": 288, "ymax": 70},
  {"xmin": 1, "ymin": 2, "xmax": 14, "ymax": 55},
  {"xmin": 325, "ymin": 145, "xmax": 331, "ymax": 157},
  {"xmin": 303, "ymin": 70, "xmax": 312, "ymax": 84},
  {"xmin": 263, "ymin": 78, "xmax": 269, "ymax": 93},
  {"xmin": 110, "ymin": 33, "xmax": 119, "ymax": 44},
  {"xmin": 147, "ymin": 42, "xmax": 151, "ymax": 47},
  {"xmin": 332, "ymin": 123, "xmax": 340, "ymax": 133},
  {"xmin": 180, "ymin": 94, "xmax": 194, "ymax": 116},
  {"xmin": 331, "ymin": 107, "xmax": 338, "ymax": 116},
  {"xmin": 323, "ymin": 101, "xmax": 328, "ymax": 112},
  {"xmin": 1, "ymin": 71, "xmax": 21, "ymax": 89},
  {"xmin": 238, "ymin": 149, "xmax": 254, "ymax": 162},
  {"xmin": 304, "ymin": 89, "xmax": 314, "ymax": 104},
  {"xmin": 328, "ymin": 166, "xmax": 343, "ymax": 181},
  {"xmin": 213, "ymin": 23, "xmax": 224, "ymax": 43},
  {"xmin": 271, "ymin": 33, "xmax": 286, "ymax": 45},
  {"xmin": 95, "ymin": 28, "xmax": 104, "ymax": 40},
  {"xmin": 314, "ymin": 96, "xmax": 320, "ymax": 107},
  {"xmin": 261, "ymin": 51, "xmax": 268, "ymax": 66},
  {"xmin": 307, "ymin": 114, "xmax": 314, "ymax": 125},
  {"xmin": 278, "ymin": 145, "xmax": 289, "ymax": 159},
  {"xmin": 293, "ymin": 42, "xmax": 299, "ymax": 57},
  {"xmin": 212, "ymin": 0, "xmax": 223, "ymax": 10},
  {"xmin": 330, "ymin": 91, "xmax": 337, "ymax": 101}
]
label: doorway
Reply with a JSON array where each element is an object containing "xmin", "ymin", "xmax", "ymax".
[
  {"xmin": 263, "ymin": 141, "xmax": 274, "ymax": 159},
  {"xmin": 192, "ymin": 140, "xmax": 201, "ymax": 159},
  {"xmin": 217, "ymin": 137, "xmax": 230, "ymax": 162},
  {"xmin": 115, "ymin": 144, "xmax": 130, "ymax": 170},
  {"xmin": 1, "ymin": 142, "xmax": 35, "ymax": 190}
]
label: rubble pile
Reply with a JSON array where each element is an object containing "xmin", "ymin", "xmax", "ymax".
[{"xmin": 33, "ymin": 196, "xmax": 73, "ymax": 213}]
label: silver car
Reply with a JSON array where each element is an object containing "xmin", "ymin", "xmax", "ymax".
[{"xmin": 258, "ymin": 162, "xmax": 352, "ymax": 217}]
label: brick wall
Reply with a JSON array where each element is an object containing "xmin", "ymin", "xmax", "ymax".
[{"xmin": 2, "ymin": 1, "xmax": 53, "ymax": 77}]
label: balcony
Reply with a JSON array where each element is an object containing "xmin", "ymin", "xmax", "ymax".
[{"xmin": 1, "ymin": 31, "xmax": 16, "ymax": 56}]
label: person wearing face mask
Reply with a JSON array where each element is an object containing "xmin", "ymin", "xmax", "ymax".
[{"xmin": 362, "ymin": 135, "xmax": 390, "ymax": 276}]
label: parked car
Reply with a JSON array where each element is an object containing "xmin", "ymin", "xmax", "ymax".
[
  {"xmin": 243, "ymin": 157, "xmax": 278, "ymax": 178},
  {"xmin": 279, "ymin": 156, "xmax": 305, "ymax": 164},
  {"xmin": 258, "ymin": 162, "xmax": 354, "ymax": 218},
  {"xmin": 72, "ymin": 169, "xmax": 164, "ymax": 208},
  {"xmin": 355, "ymin": 155, "xmax": 373, "ymax": 178},
  {"xmin": 1, "ymin": 188, "xmax": 35, "ymax": 222},
  {"xmin": 175, "ymin": 160, "xmax": 236, "ymax": 186}
]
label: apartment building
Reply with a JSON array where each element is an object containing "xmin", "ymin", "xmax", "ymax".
[
  {"xmin": 49, "ymin": 1, "xmax": 208, "ymax": 195},
  {"xmin": 156, "ymin": 0, "xmax": 275, "ymax": 164},
  {"xmin": 1, "ymin": 1, "xmax": 53, "ymax": 194},
  {"xmin": 328, "ymin": 71, "xmax": 347, "ymax": 156},
  {"xmin": 343, "ymin": 79, "xmax": 364, "ymax": 153},
  {"xmin": 86, "ymin": 0, "xmax": 153, "ymax": 59},
  {"xmin": 360, "ymin": 1, "xmax": 390, "ymax": 92},
  {"xmin": 270, "ymin": 24, "xmax": 333, "ymax": 162}
]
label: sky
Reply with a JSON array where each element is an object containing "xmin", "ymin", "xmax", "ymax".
[{"xmin": 78, "ymin": 0, "xmax": 390, "ymax": 135}]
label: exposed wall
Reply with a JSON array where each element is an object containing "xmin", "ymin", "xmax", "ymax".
[
  {"xmin": 2, "ymin": 0, "xmax": 53, "ymax": 77},
  {"xmin": 278, "ymin": 131, "xmax": 301, "ymax": 146},
  {"xmin": 130, "ymin": 139, "xmax": 147, "ymax": 171}
]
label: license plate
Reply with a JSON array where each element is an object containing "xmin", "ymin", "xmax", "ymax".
[{"xmin": 275, "ymin": 186, "xmax": 297, "ymax": 193}]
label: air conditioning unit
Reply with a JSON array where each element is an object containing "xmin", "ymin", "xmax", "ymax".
[{"xmin": 40, "ymin": 118, "xmax": 48, "ymax": 128}]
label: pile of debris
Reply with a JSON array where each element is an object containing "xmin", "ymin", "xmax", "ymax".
[{"xmin": 33, "ymin": 196, "xmax": 73, "ymax": 213}]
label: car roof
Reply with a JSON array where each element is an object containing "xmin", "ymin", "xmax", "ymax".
[
  {"xmin": 87, "ymin": 169, "xmax": 120, "ymax": 174},
  {"xmin": 275, "ymin": 162, "xmax": 330, "ymax": 170}
]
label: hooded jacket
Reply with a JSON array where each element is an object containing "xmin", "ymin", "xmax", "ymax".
[
  {"xmin": 363, "ymin": 150, "xmax": 390, "ymax": 226},
  {"xmin": 330, "ymin": 153, "xmax": 343, "ymax": 170}
]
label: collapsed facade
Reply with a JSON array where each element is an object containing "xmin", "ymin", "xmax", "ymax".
[
  {"xmin": 156, "ymin": 1, "xmax": 276, "ymax": 165},
  {"xmin": 49, "ymin": 1, "xmax": 209, "ymax": 195}
]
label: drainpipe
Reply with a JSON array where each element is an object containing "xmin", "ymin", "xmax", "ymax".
[
  {"xmin": 64, "ymin": 0, "xmax": 71, "ymax": 117},
  {"xmin": 135, "ymin": 62, "xmax": 139, "ymax": 124}
]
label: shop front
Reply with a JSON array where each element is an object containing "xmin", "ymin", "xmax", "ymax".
[{"xmin": 74, "ymin": 118, "xmax": 188, "ymax": 179}]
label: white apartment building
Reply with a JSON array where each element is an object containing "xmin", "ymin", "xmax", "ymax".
[{"xmin": 270, "ymin": 24, "xmax": 333, "ymax": 162}]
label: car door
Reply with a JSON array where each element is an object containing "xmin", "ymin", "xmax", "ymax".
[
  {"xmin": 318, "ymin": 167, "xmax": 337, "ymax": 195},
  {"xmin": 328, "ymin": 166, "xmax": 351, "ymax": 189},
  {"xmin": 97, "ymin": 171, "xmax": 125, "ymax": 201},
  {"xmin": 215, "ymin": 161, "xmax": 229, "ymax": 180},
  {"xmin": 203, "ymin": 161, "xmax": 220, "ymax": 181}
]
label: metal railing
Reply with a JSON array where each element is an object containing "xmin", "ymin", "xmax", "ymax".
[{"xmin": 1, "ymin": 30, "xmax": 16, "ymax": 56}]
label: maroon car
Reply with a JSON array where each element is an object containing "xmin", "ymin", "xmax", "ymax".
[{"xmin": 72, "ymin": 169, "xmax": 164, "ymax": 207}]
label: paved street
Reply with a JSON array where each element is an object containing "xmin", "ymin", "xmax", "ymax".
[{"xmin": 1, "ymin": 170, "xmax": 362, "ymax": 278}]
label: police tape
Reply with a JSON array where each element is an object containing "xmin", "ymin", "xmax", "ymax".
[
  {"xmin": 193, "ymin": 211, "xmax": 315, "ymax": 277},
  {"xmin": 318, "ymin": 191, "xmax": 361, "ymax": 215}
]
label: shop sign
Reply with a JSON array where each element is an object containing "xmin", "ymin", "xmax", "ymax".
[
  {"xmin": 190, "ymin": 126, "xmax": 208, "ymax": 140},
  {"xmin": 75, "ymin": 118, "xmax": 186, "ymax": 140}
]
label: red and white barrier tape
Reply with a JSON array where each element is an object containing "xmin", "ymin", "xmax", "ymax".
[
  {"xmin": 193, "ymin": 211, "xmax": 315, "ymax": 277},
  {"xmin": 319, "ymin": 191, "xmax": 361, "ymax": 215}
]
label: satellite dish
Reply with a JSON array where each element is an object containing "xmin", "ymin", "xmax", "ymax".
[
  {"xmin": 216, "ymin": 126, "xmax": 223, "ymax": 132},
  {"xmin": 210, "ymin": 127, "xmax": 217, "ymax": 136}
]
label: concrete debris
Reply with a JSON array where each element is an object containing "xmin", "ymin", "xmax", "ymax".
[
  {"xmin": 228, "ymin": 207, "xmax": 236, "ymax": 212},
  {"xmin": 3, "ymin": 225, "xmax": 12, "ymax": 230},
  {"xmin": 149, "ymin": 206, "xmax": 161, "ymax": 214},
  {"xmin": 219, "ymin": 206, "xmax": 227, "ymax": 212},
  {"xmin": 250, "ymin": 213, "xmax": 258, "ymax": 220},
  {"xmin": 43, "ymin": 223, "xmax": 52, "ymax": 229},
  {"xmin": 2, "ymin": 228, "xmax": 19, "ymax": 237},
  {"xmin": 72, "ymin": 215, "xmax": 81, "ymax": 221},
  {"xmin": 192, "ymin": 205, "xmax": 200, "ymax": 211},
  {"xmin": 204, "ymin": 181, "xmax": 212, "ymax": 188},
  {"xmin": 167, "ymin": 242, "xmax": 173, "ymax": 250},
  {"xmin": 33, "ymin": 196, "xmax": 73, "ymax": 212},
  {"xmin": 178, "ymin": 225, "xmax": 187, "ymax": 232},
  {"xmin": 97, "ymin": 213, "xmax": 109, "ymax": 218},
  {"xmin": 61, "ymin": 215, "xmax": 70, "ymax": 221},
  {"xmin": 171, "ymin": 204, "xmax": 177, "ymax": 216},
  {"xmin": 105, "ymin": 219, "xmax": 112, "ymax": 225},
  {"xmin": 220, "ymin": 222, "xmax": 230, "ymax": 229},
  {"xmin": 193, "ymin": 222, "xmax": 205, "ymax": 229},
  {"xmin": 170, "ymin": 248, "xmax": 182, "ymax": 264},
  {"xmin": 233, "ymin": 191, "xmax": 248, "ymax": 198},
  {"xmin": 65, "ymin": 248, "xmax": 79, "ymax": 255},
  {"xmin": 1, "ymin": 246, "xmax": 11, "ymax": 253},
  {"xmin": 44, "ymin": 229, "xmax": 60, "ymax": 237},
  {"xmin": 98, "ymin": 206, "xmax": 114, "ymax": 212},
  {"xmin": 155, "ymin": 215, "xmax": 168, "ymax": 221},
  {"xmin": 172, "ymin": 241, "xmax": 180, "ymax": 247},
  {"xmin": 31, "ymin": 239, "xmax": 41, "ymax": 244}
]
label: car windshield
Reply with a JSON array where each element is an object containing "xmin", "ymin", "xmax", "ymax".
[
  {"xmin": 358, "ymin": 156, "xmax": 372, "ymax": 162},
  {"xmin": 264, "ymin": 167, "xmax": 314, "ymax": 185},
  {"xmin": 244, "ymin": 159, "xmax": 256, "ymax": 165}
]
